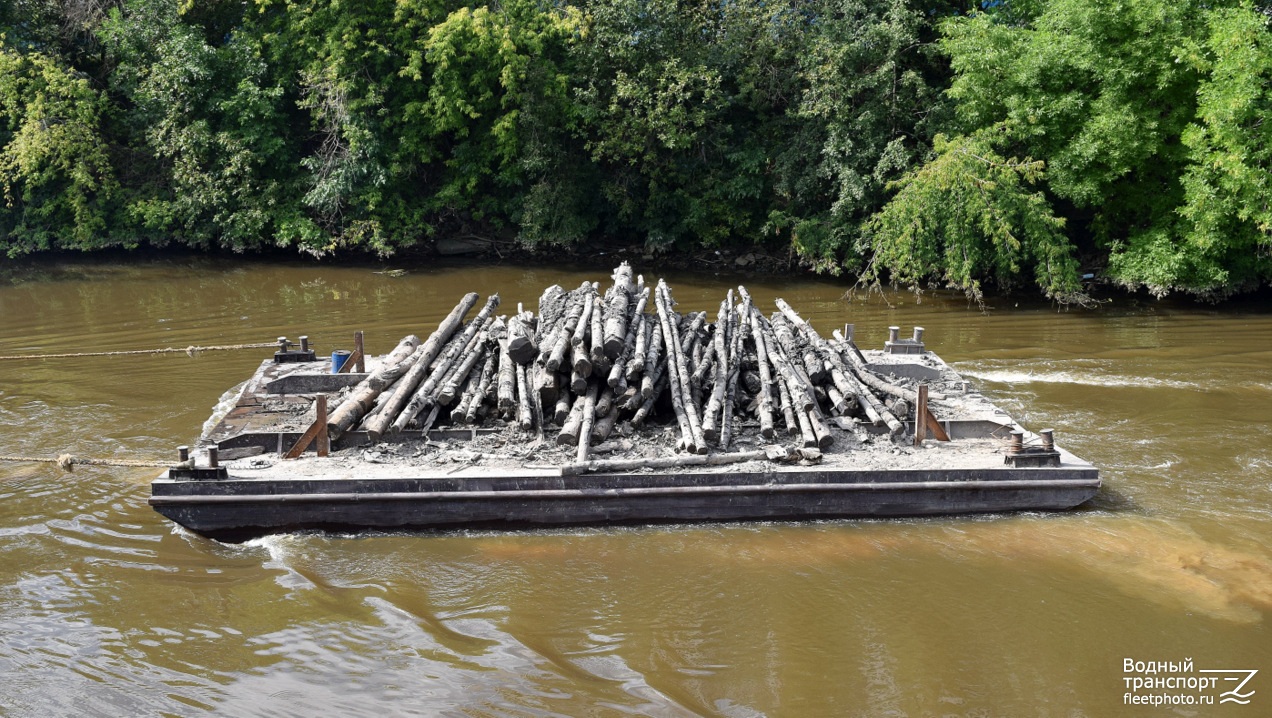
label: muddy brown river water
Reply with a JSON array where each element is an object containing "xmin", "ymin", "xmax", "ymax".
[{"xmin": 1, "ymin": 257, "xmax": 1270, "ymax": 716}]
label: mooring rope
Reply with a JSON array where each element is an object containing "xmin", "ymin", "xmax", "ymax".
[
  {"xmin": 0, "ymin": 454, "xmax": 177, "ymax": 472},
  {"xmin": 0, "ymin": 342, "xmax": 277, "ymax": 361}
]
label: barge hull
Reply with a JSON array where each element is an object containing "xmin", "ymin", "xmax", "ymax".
[{"xmin": 151, "ymin": 468, "xmax": 1099, "ymax": 540}]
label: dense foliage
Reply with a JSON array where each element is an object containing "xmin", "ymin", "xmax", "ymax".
[{"xmin": 1, "ymin": 0, "xmax": 1269, "ymax": 299}]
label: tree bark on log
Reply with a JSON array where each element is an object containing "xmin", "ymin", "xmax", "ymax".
[
  {"xmin": 591, "ymin": 399, "xmax": 620, "ymax": 444},
  {"xmin": 360, "ymin": 293, "xmax": 479, "ymax": 440},
  {"xmin": 537, "ymin": 365, "xmax": 560, "ymax": 408},
  {"xmin": 327, "ymin": 335, "xmax": 421, "ymax": 440},
  {"xmin": 544, "ymin": 282, "xmax": 591, "ymax": 370},
  {"xmin": 568, "ymin": 290, "xmax": 593, "ymax": 376},
  {"xmin": 507, "ymin": 313, "xmax": 538, "ymax": 365},
  {"xmin": 437, "ymin": 324, "xmax": 491, "ymax": 405},
  {"xmin": 557, "ymin": 389, "xmax": 588, "ymax": 446},
  {"xmin": 590, "ymin": 285, "xmax": 608, "ymax": 374},
  {"xmin": 570, "ymin": 365, "xmax": 588, "ymax": 396},
  {"xmin": 631, "ymin": 373, "xmax": 668, "ymax": 428},
  {"xmin": 497, "ymin": 334, "xmax": 516, "ymax": 410},
  {"xmin": 701, "ymin": 293, "xmax": 732, "ymax": 442},
  {"xmin": 463, "ymin": 351, "xmax": 498, "ymax": 424},
  {"xmin": 603, "ymin": 261, "xmax": 634, "ymax": 359},
  {"xmin": 609, "ymin": 286, "xmax": 649, "ymax": 387},
  {"xmin": 656, "ymin": 281, "xmax": 707, "ymax": 453},
  {"xmin": 390, "ymin": 295, "xmax": 501, "ymax": 433},
  {"xmin": 719, "ymin": 303, "xmax": 743, "ymax": 450},
  {"xmin": 739, "ymin": 288, "xmax": 775, "ymax": 439},
  {"xmin": 450, "ymin": 357, "xmax": 486, "ymax": 424},
  {"xmin": 576, "ymin": 383, "xmax": 599, "ymax": 462},
  {"xmin": 831, "ymin": 329, "xmax": 918, "ymax": 403},
  {"xmin": 515, "ymin": 361, "xmax": 533, "ymax": 431},
  {"xmin": 641, "ymin": 314, "xmax": 663, "ymax": 399},
  {"xmin": 559, "ymin": 449, "xmax": 769, "ymax": 476},
  {"xmin": 627, "ymin": 312, "xmax": 648, "ymax": 382},
  {"xmin": 774, "ymin": 298, "xmax": 903, "ymax": 434},
  {"xmin": 553, "ymin": 386, "xmax": 572, "ymax": 425}
]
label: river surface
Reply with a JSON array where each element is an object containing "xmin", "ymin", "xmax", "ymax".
[{"xmin": 1, "ymin": 257, "xmax": 1269, "ymax": 717}]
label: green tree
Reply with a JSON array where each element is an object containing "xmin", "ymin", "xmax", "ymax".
[
  {"xmin": 781, "ymin": 0, "xmax": 957, "ymax": 274},
  {"xmin": 0, "ymin": 45, "xmax": 117, "ymax": 255},
  {"xmin": 101, "ymin": 0, "xmax": 300, "ymax": 251},
  {"xmin": 1168, "ymin": 5, "xmax": 1272, "ymax": 294},
  {"xmin": 864, "ymin": 131, "xmax": 1079, "ymax": 301}
]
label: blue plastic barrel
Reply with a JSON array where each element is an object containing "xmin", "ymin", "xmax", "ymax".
[{"xmin": 331, "ymin": 350, "xmax": 351, "ymax": 374}]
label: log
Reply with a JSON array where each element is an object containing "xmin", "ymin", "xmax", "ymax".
[
  {"xmin": 610, "ymin": 287, "xmax": 649, "ymax": 387},
  {"xmin": 807, "ymin": 407, "xmax": 833, "ymax": 450},
  {"xmin": 627, "ymin": 312, "xmax": 648, "ymax": 381},
  {"xmin": 544, "ymin": 282, "xmax": 591, "ymax": 370},
  {"xmin": 719, "ymin": 302, "xmax": 743, "ymax": 450},
  {"xmin": 536, "ymin": 285, "xmax": 568, "ymax": 340},
  {"xmin": 450, "ymin": 357, "xmax": 485, "ymax": 424},
  {"xmin": 595, "ymin": 385, "xmax": 614, "ymax": 418},
  {"xmin": 497, "ymin": 334, "xmax": 517, "ymax": 409},
  {"xmin": 437, "ymin": 326, "xmax": 491, "ymax": 406},
  {"xmin": 603, "ymin": 261, "xmax": 635, "ymax": 358},
  {"xmin": 775, "ymin": 298, "xmax": 904, "ymax": 434},
  {"xmin": 771, "ymin": 313, "xmax": 826, "ymax": 385},
  {"xmin": 423, "ymin": 314, "xmax": 493, "ymax": 408},
  {"xmin": 641, "ymin": 313, "xmax": 664, "ymax": 398},
  {"xmin": 631, "ymin": 372, "xmax": 668, "ymax": 428},
  {"xmin": 569, "ymin": 290, "xmax": 594, "ymax": 376},
  {"xmin": 360, "ymin": 293, "xmax": 478, "ymax": 440},
  {"xmin": 557, "ymin": 391, "xmax": 588, "ymax": 446},
  {"xmin": 656, "ymin": 281, "xmax": 707, "ymax": 453},
  {"xmin": 327, "ymin": 335, "xmax": 421, "ymax": 440},
  {"xmin": 570, "ymin": 365, "xmax": 588, "ymax": 396},
  {"xmin": 739, "ymin": 288, "xmax": 775, "ymax": 439},
  {"xmin": 589, "ymin": 285, "xmax": 608, "ymax": 374},
  {"xmin": 391, "ymin": 294, "xmax": 501, "ymax": 432},
  {"xmin": 536, "ymin": 365, "xmax": 560, "ymax": 408},
  {"xmin": 553, "ymin": 386, "xmax": 572, "ymax": 425},
  {"xmin": 701, "ymin": 294, "xmax": 730, "ymax": 441},
  {"xmin": 507, "ymin": 313, "xmax": 538, "ymax": 364},
  {"xmin": 464, "ymin": 351, "xmax": 498, "ymax": 424},
  {"xmin": 515, "ymin": 361, "xmax": 533, "ymax": 431},
  {"xmin": 576, "ymin": 383, "xmax": 599, "ymax": 463},
  {"xmin": 559, "ymin": 449, "xmax": 770, "ymax": 476},
  {"xmin": 590, "ymin": 399, "xmax": 621, "ymax": 444},
  {"xmin": 831, "ymin": 329, "xmax": 918, "ymax": 403}
]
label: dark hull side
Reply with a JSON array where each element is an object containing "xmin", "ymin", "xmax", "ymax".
[{"xmin": 150, "ymin": 466, "xmax": 1100, "ymax": 541}]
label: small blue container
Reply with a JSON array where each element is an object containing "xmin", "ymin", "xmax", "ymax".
[{"xmin": 331, "ymin": 350, "xmax": 351, "ymax": 374}]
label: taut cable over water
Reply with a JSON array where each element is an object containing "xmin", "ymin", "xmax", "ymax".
[{"xmin": 0, "ymin": 342, "xmax": 277, "ymax": 361}]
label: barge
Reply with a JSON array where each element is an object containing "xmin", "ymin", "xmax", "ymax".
[{"xmin": 150, "ymin": 267, "xmax": 1099, "ymax": 540}]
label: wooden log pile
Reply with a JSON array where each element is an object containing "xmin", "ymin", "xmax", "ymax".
[{"xmin": 329, "ymin": 263, "xmax": 915, "ymax": 460}]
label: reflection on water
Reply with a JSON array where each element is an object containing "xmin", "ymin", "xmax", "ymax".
[{"xmin": 1, "ymin": 257, "xmax": 1270, "ymax": 715}]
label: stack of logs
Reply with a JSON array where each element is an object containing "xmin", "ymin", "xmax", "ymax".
[{"xmin": 325, "ymin": 263, "xmax": 918, "ymax": 463}]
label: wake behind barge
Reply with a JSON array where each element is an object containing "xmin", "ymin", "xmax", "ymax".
[{"xmin": 150, "ymin": 271, "xmax": 1099, "ymax": 540}]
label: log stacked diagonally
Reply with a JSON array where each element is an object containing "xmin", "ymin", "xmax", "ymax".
[{"xmin": 326, "ymin": 262, "xmax": 916, "ymax": 461}]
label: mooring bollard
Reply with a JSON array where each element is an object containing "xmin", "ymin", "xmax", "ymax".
[
  {"xmin": 913, "ymin": 327, "xmax": 925, "ymax": 343},
  {"xmin": 888, "ymin": 326, "xmax": 900, "ymax": 344},
  {"xmin": 299, "ymin": 335, "xmax": 310, "ymax": 353},
  {"xmin": 1040, "ymin": 429, "xmax": 1055, "ymax": 452},
  {"xmin": 177, "ymin": 445, "xmax": 189, "ymax": 463},
  {"xmin": 207, "ymin": 446, "xmax": 218, "ymax": 468},
  {"xmin": 1010, "ymin": 430, "xmax": 1024, "ymax": 454}
]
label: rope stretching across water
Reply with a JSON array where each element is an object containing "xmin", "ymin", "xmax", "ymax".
[
  {"xmin": 0, "ymin": 454, "xmax": 177, "ymax": 472},
  {"xmin": 0, "ymin": 342, "xmax": 277, "ymax": 361}
]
